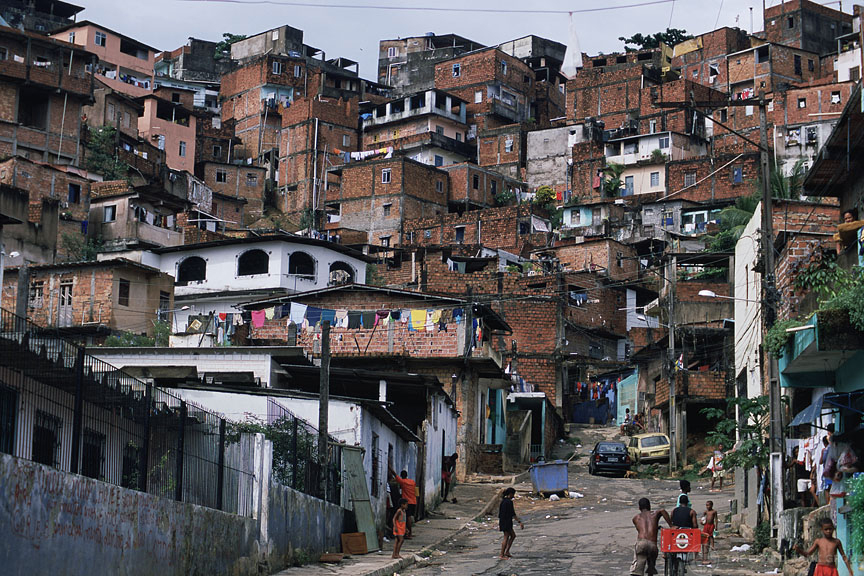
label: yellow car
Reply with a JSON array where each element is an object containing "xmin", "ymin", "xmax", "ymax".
[{"xmin": 627, "ymin": 433, "xmax": 670, "ymax": 464}]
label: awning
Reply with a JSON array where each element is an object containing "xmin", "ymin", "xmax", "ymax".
[
  {"xmin": 789, "ymin": 395, "xmax": 825, "ymax": 427},
  {"xmin": 788, "ymin": 391, "xmax": 864, "ymax": 427}
]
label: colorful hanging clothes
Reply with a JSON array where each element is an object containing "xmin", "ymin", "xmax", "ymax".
[
  {"xmin": 278, "ymin": 305, "xmax": 291, "ymax": 318},
  {"xmin": 289, "ymin": 303, "xmax": 307, "ymax": 325},
  {"xmin": 426, "ymin": 309, "xmax": 440, "ymax": 332},
  {"xmin": 218, "ymin": 312, "xmax": 227, "ymax": 321},
  {"xmin": 410, "ymin": 309, "xmax": 426, "ymax": 330},
  {"xmin": 347, "ymin": 312, "xmax": 362, "ymax": 329},
  {"xmin": 321, "ymin": 309, "xmax": 336, "ymax": 326},
  {"xmin": 264, "ymin": 307, "xmax": 275, "ymax": 320},
  {"xmin": 361, "ymin": 311, "xmax": 377, "ymax": 329},
  {"xmin": 375, "ymin": 310, "xmax": 390, "ymax": 327},
  {"xmin": 390, "ymin": 309, "xmax": 402, "ymax": 321},
  {"xmin": 335, "ymin": 309, "xmax": 349, "ymax": 328},
  {"xmin": 251, "ymin": 309, "xmax": 266, "ymax": 328},
  {"xmin": 453, "ymin": 308, "xmax": 464, "ymax": 323},
  {"xmin": 305, "ymin": 307, "xmax": 323, "ymax": 326},
  {"xmin": 233, "ymin": 313, "xmax": 244, "ymax": 326}
]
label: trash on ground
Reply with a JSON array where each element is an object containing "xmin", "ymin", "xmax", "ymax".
[
  {"xmin": 549, "ymin": 494, "xmax": 560, "ymax": 501},
  {"xmin": 731, "ymin": 544, "xmax": 751, "ymax": 552},
  {"xmin": 570, "ymin": 491, "xmax": 584, "ymax": 498}
]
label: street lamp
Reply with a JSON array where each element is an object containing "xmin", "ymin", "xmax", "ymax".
[{"xmin": 698, "ymin": 289, "xmax": 760, "ymax": 303}]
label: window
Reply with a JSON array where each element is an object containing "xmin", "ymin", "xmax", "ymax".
[
  {"xmin": 103, "ymin": 205, "xmax": 116, "ymax": 222},
  {"xmin": 732, "ymin": 166, "xmax": 743, "ymax": 183},
  {"xmin": 118, "ymin": 278, "xmax": 130, "ymax": 306},
  {"xmin": 808, "ymin": 59, "xmax": 814, "ymax": 72},
  {"xmin": 288, "ymin": 251, "xmax": 315, "ymax": 276},
  {"xmin": 294, "ymin": 65, "xmax": 302, "ymax": 77},
  {"xmin": 246, "ymin": 173, "xmax": 258, "ymax": 186},
  {"xmin": 434, "ymin": 155, "xmax": 444, "ymax": 167},
  {"xmin": 179, "ymin": 141, "xmax": 187, "ymax": 157},
  {"xmin": 171, "ymin": 92, "xmax": 181, "ymax": 104},
  {"xmin": 718, "ymin": 109, "xmax": 728, "ymax": 123},
  {"xmin": 342, "ymin": 134, "xmax": 350, "ymax": 147},
  {"xmin": 436, "ymin": 180, "xmax": 444, "ymax": 193},
  {"xmin": 454, "ymin": 226, "xmax": 465, "ymax": 243},
  {"xmin": 650, "ymin": 172, "xmax": 660, "ymax": 187},
  {"xmin": 122, "ymin": 111, "xmax": 130, "ymax": 128},
  {"xmin": 28, "ymin": 280, "xmax": 44, "ymax": 308},
  {"xmin": 452, "ymin": 63, "xmax": 461, "ymax": 77},
  {"xmin": 0, "ymin": 384, "xmax": 16, "ymax": 455},
  {"xmin": 68, "ymin": 32, "xmax": 76, "ymax": 43},
  {"xmin": 474, "ymin": 91, "xmax": 482, "ymax": 103},
  {"xmin": 272, "ymin": 29, "xmax": 279, "ymax": 41},
  {"xmin": 435, "ymin": 125, "xmax": 444, "ymax": 135},
  {"xmin": 472, "ymin": 174, "xmax": 479, "ymax": 190},
  {"xmin": 787, "ymin": 16, "xmax": 795, "ymax": 29},
  {"xmin": 94, "ymin": 31, "xmax": 107, "ymax": 47},
  {"xmin": 237, "ymin": 249, "xmax": 269, "ymax": 276},
  {"xmin": 177, "ymin": 256, "xmax": 206, "ymax": 285},
  {"xmin": 213, "ymin": 144, "xmax": 222, "ymax": 159},
  {"xmin": 455, "ymin": 132, "xmax": 462, "ymax": 142},
  {"xmin": 692, "ymin": 69, "xmax": 698, "ymax": 78},
  {"xmin": 831, "ymin": 91, "xmax": 841, "ymax": 104},
  {"xmin": 658, "ymin": 136, "xmax": 670, "ymax": 149},
  {"xmin": 491, "ymin": 181, "xmax": 497, "ymax": 195},
  {"xmin": 617, "ymin": 252, "xmax": 624, "ymax": 268},
  {"xmin": 381, "ymin": 168, "xmax": 391, "ymax": 184},
  {"xmin": 794, "ymin": 54, "xmax": 802, "ymax": 75},
  {"xmin": 215, "ymin": 169, "xmax": 227, "ymax": 183},
  {"xmin": 32, "ymin": 411, "xmax": 61, "ymax": 467},
  {"xmin": 107, "ymin": 102, "xmax": 115, "ymax": 121},
  {"xmin": 81, "ymin": 429, "xmax": 105, "ymax": 480},
  {"xmin": 328, "ymin": 261, "xmax": 355, "ymax": 284},
  {"xmin": 709, "ymin": 63, "xmax": 720, "ymax": 76},
  {"xmin": 501, "ymin": 61, "xmax": 507, "ymax": 75},
  {"xmin": 67, "ymin": 183, "xmax": 81, "ymax": 204},
  {"xmin": 380, "ymin": 236, "xmax": 391, "ymax": 247},
  {"xmin": 649, "ymin": 120, "xmax": 657, "ymax": 134},
  {"xmin": 382, "ymin": 203, "xmax": 392, "ymax": 216},
  {"xmin": 684, "ymin": 171, "xmax": 697, "ymax": 187},
  {"xmin": 17, "ymin": 88, "xmax": 49, "ymax": 130},
  {"xmin": 851, "ymin": 66, "xmax": 860, "ymax": 82},
  {"xmin": 798, "ymin": 97, "xmax": 807, "ymax": 109},
  {"xmin": 504, "ymin": 139, "xmax": 514, "ymax": 152},
  {"xmin": 745, "ymin": 105, "xmax": 754, "ymax": 116},
  {"xmin": 387, "ymin": 46, "xmax": 398, "ymax": 58}
]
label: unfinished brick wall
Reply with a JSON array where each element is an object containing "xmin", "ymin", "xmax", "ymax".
[
  {"xmin": 538, "ymin": 238, "xmax": 638, "ymax": 283},
  {"xmin": 771, "ymin": 80, "xmax": 854, "ymax": 126},
  {"xmin": 570, "ymin": 139, "xmax": 607, "ymax": 202},
  {"xmin": 665, "ymin": 153, "xmax": 760, "ymax": 203},
  {"xmin": 477, "ymin": 124, "xmax": 523, "ymax": 179},
  {"xmin": 200, "ymin": 162, "xmax": 267, "ymax": 224}
]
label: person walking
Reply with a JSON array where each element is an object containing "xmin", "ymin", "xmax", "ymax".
[
  {"xmin": 498, "ymin": 487, "xmax": 524, "ymax": 559},
  {"xmin": 389, "ymin": 466, "xmax": 417, "ymax": 538},
  {"xmin": 631, "ymin": 498, "xmax": 672, "ymax": 576},
  {"xmin": 442, "ymin": 452, "xmax": 458, "ymax": 502}
]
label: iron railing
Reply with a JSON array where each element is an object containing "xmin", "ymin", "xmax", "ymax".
[
  {"xmin": 0, "ymin": 308, "xmax": 254, "ymax": 516},
  {"xmin": 266, "ymin": 398, "xmax": 342, "ymax": 505}
]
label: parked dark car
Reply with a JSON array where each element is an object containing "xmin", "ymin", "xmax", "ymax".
[{"xmin": 588, "ymin": 441, "xmax": 632, "ymax": 476}]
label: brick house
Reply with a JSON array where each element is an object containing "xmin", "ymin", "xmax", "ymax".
[
  {"xmin": 136, "ymin": 92, "xmax": 197, "ymax": 173},
  {"xmin": 50, "ymin": 20, "xmax": 157, "ymax": 98},
  {"xmin": 378, "ymin": 33, "xmax": 486, "ymax": 95},
  {"xmin": 0, "ymin": 26, "xmax": 94, "ymax": 165},
  {"xmin": 1, "ymin": 258, "xmax": 175, "ymax": 339},
  {"xmin": 763, "ymin": 0, "xmax": 853, "ymax": 56},
  {"xmin": 242, "ymin": 284, "xmax": 516, "ymax": 477},
  {"xmin": 199, "ymin": 162, "xmax": 266, "ymax": 225}
]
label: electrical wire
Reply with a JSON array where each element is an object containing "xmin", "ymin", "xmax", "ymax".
[{"xmin": 178, "ymin": 0, "xmax": 678, "ymax": 14}]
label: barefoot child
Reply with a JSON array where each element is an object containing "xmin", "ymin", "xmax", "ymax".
[
  {"xmin": 795, "ymin": 518, "xmax": 853, "ymax": 576},
  {"xmin": 700, "ymin": 500, "xmax": 718, "ymax": 563},
  {"xmin": 391, "ymin": 498, "xmax": 407, "ymax": 559},
  {"xmin": 498, "ymin": 487, "xmax": 524, "ymax": 559}
]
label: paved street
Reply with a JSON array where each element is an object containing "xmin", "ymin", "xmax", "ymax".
[{"xmin": 402, "ymin": 425, "xmax": 779, "ymax": 576}]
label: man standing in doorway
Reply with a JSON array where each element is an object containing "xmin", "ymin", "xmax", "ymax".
[
  {"xmin": 442, "ymin": 452, "xmax": 458, "ymax": 502},
  {"xmin": 389, "ymin": 466, "xmax": 416, "ymax": 539}
]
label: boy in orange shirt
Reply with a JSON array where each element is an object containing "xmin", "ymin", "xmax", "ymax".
[{"xmin": 389, "ymin": 466, "xmax": 416, "ymax": 538}]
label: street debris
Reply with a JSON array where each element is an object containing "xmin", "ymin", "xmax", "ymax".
[
  {"xmin": 549, "ymin": 494, "xmax": 560, "ymax": 501},
  {"xmin": 731, "ymin": 544, "xmax": 751, "ymax": 552}
]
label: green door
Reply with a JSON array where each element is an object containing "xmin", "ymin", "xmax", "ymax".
[{"xmin": 342, "ymin": 445, "xmax": 380, "ymax": 552}]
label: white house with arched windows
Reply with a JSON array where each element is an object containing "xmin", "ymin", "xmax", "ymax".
[{"xmin": 149, "ymin": 235, "xmax": 370, "ymax": 331}]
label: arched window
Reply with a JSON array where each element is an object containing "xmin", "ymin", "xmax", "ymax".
[
  {"xmin": 176, "ymin": 256, "xmax": 206, "ymax": 285},
  {"xmin": 237, "ymin": 249, "xmax": 269, "ymax": 276},
  {"xmin": 328, "ymin": 261, "xmax": 355, "ymax": 285},
  {"xmin": 288, "ymin": 252, "xmax": 315, "ymax": 276}
]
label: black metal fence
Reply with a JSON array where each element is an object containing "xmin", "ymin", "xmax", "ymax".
[
  {"xmin": 266, "ymin": 398, "xmax": 342, "ymax": 505},
  {"xmin": 0, "ymin": 308, "xmax": 254, "ymax": 516}
]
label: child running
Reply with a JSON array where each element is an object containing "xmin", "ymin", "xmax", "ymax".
[
  {"xmin": 795, "ymin": 518, "xmax": 853, "ymax": 576},
  {"xmin": 498, "ymin": 487, "xmax": 524, "ymax": 559},
  {"xmin": 700, "ymin": 500, "xmax": 718, "ymax": 563},
  {"xmin": 391, "ymin": 498, "xmax": 407, "ymax": 559}
]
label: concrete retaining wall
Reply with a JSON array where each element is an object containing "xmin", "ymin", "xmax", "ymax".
[
  {"xmin": 0, "ymin": 453, "xmax": 260, "ymax": 576},
  {"xmin": 266, "ymin": 481, "xmax": 346, "ymax": 569}
]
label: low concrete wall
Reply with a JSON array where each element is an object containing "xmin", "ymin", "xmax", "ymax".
[
  {"xmin": 267, "ymin": 481, "xmax": 346, "ymax": 569},
  {"xmin": 0, "ymin": 453, "xmax": 261, "ymax": 576}
]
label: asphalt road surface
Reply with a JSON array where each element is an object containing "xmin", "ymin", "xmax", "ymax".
[{"xmin": 406, "ymin": 425, "xmax": 778, "ymax": 576}]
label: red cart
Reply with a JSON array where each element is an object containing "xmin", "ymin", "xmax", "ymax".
[{"xmin": 660, "ymin": 529, "xmax": 701, "ymax": 576}]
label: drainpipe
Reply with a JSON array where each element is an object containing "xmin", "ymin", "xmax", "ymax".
[{"xmin": 311, "ymin": 117, "xmax": 319, "ymax": 231}]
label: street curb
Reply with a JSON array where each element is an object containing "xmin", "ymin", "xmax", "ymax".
[{"xmin": 357, "ymin": 473, "xmax": 522, "ymax": 576}]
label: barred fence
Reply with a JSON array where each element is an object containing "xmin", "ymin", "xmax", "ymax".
[
  {"xmin": 266, "ymin": 398, "xmax": 342, "ymax": 505},
  {"xmin": 0, "ymin": 308, "xmax": 255, "ymax": 516}
]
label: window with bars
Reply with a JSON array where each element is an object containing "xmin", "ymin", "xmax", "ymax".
[
  {"xmin": 0, "ymin": 384, "xmax": 16, "ymax": 455},
  {"xmin": 81, "ymin": 429, "xmax": 106, "ymax": 480},
  {"xmin": 370, "ymin": 433, "xmax": 380, "ymax": 497},
  {"xmin": 32, "ymin": 410, "xmax": 61, "ymax": 468}
]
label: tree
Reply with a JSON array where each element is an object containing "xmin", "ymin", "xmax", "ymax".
[
  {"xmin": 85, "ymin": 126, "xmax": 129, "ymax": 181},
  {"xmin": 762, "ymin": 158, "xmax": 806, "ymax": 201},
  {"xmin": 619, "ymin": 28, "xmax": 692, "ymax": 51},
  {"xmin": 603, "ymin": 163, "xmax": 625, "ymax": 198},
  {"xmin": 701, "ymin": 395, "xmax": 770, "ymax": 472},
  {"xmin": 214, "ymin": 33, "xmax": 247, "ymax": 60},
  {"xmin": 704, "ymin": 193, "xmax": 760, "ymax": 252}
]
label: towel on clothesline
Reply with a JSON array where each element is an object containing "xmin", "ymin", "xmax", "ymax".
[
  {"xmin": 251, "ymin": 309, "xmax": 266, "ymax": 328},
  {"xmin": 410, "ymin": 309, "xmax": 426, "ymax": 330},
  {"xmin": 361, "ymin": 311, "xmax": 377, "ymax": 328},
  {"xmin": 321, "ymin": 309, "xmax": 336, "ymax": 326},
  {"xmin": 348, "ymin": 311, "xmax": 362, "ymax": 329},
  {"xmin": 305, "ymin": 307, "xmax": 323, "ymax": 326},
  {"xmin": 289, "ymin": 303, "xmax": 307, "ymax": 325},
  {"xmin": 264, "ymin": 307, "xmax": 275, "ymax": 320}
]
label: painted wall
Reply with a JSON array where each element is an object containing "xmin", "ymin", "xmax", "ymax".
[
  {"xmin": 734, "ymin": 206, "xmax": 763, "ymax": 398},
  {"xmin": 616, "ymin": 371, "xmax": 638, "ymax": 424},
  {"xmin": 423, "ymin": 393, "xmax": 458, "ymax": 508},
  {"xmin": 0, "ymin": 453, "xmax": 261, "ymax": 576}
]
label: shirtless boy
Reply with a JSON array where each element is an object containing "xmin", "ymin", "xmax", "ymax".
[
  {"xmin": 795, "ymin": 519, "xmax": 853, "ymax": 576},
  {"xmin": 700, "ymin": 500, "xmax": 718, "ymax": 563},
  {"xmin": 631, "ymin": 498, "xmax": 672, "ymax": 576}
]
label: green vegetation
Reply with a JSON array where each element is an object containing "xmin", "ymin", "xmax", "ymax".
[
  {"xmin": 214, "ymin": 32, "xmax": 247, "ymax": 60},
  {"xmin": 704, "ymin": 193, "xmax": 760, "ymax": 252},
  {"xmin": 847, "ymin": 474, "xmax": 864, "ymax": 558},
  {"xmin": 763, "ymin": 318, "xmax": 805, "ymax": 359},
  {"xmin": 365, "ymin": 263, "xmax": 384, "ymax": 286},
  {"xmin": 58, "ymin": 233, "xmax": 103, "ymax": 263},
  {"xmin": 85, "ymin": 126, "xmax": 129, "ymax": 181},
  {"xmin": 602, "ymin": 163, "xmax": 625, "ymax": 198},
  {"xmin": 532, "ymin": 185, "xmax": 562, "ymax": 229},
  {"xmin": 494, "ymin": 189, "xmax": 516, "ymax": 206},
  {"xmin": 649, "ymin": 149, "xmax": 667, "ymax": 164},
  {"xmin": 701, "ymin": 395, "xmax": 771, "ymax": 471},
  {"xmin": 753, "ymin": 520, "xmax": 771, "ymax": 553},
  {"xmin": 619, "ymin": 28, "xmax": 692, "ymax": 51}
]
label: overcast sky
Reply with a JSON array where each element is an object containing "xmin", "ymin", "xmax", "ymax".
[{"xmin": 71, "ymin": 0, "xmax": 835, "ymax": 76}]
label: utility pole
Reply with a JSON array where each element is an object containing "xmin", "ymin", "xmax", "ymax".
[
  {"xmin": 668, "ymin": 253, "xmax": 678, "ymax": 472},
  {"xmin": 317, "ymin": 320, "xmax": 331, "ymax": 501},
  {"xmin": 759, "ymin": 91, "xmax": 783, "ymax": 529}
]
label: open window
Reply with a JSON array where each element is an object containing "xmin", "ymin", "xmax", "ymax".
[
  {"xmin": 177, "ymin": 256, "xmax": 206, "ymax": 285},
  {"xmin": 288, "ymin": 251, "xmax": 315, "ymax": 276},
  {"xmin": 237, "ymin": 249, "xmax": 269, "ymax": 276},
  {"xmin": 18, "ymin": 88, "xmax": 49, "ymax": 130},
  {"xmin": 329, "ymin": 261, "xmax": 355, "ymax": 285}
]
